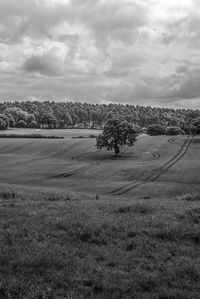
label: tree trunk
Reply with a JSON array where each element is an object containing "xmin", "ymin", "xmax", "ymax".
[{"xmin": 114, "ymin": 143, "xmax": 120, "ymax": 156}]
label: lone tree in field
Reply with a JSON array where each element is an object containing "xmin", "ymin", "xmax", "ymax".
[{"xmin": 96, "ymin": 118, "xmax": 137, "ymax": 156}]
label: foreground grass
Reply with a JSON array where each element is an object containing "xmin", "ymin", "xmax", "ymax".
[{"xmin": 0, "ymin": 187, "xmax": 200, "ymax": 298}]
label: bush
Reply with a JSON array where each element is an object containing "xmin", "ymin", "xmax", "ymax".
[
  {"xmin": 165, "ymin": 126, "xmax": 182, "ymax": 135},
  {"xmin": 16, "ymin": 120, "xmax": 27, "ymax": 128},
  {"xmin": 0, "ymin": 133, "xmax": 64, "ymax": 139},
  {"xmin": 0, "ymin": 119, "xmax": 8, "ymax": 130},
  {"xmin": 176, "ymin": 193, "xmax": 200, "ymax": 201},
  {"xmin": 182, "ymin": 124, "xmax": 196, "ymax": 135},
  {"xmin": 147, "ymin": 124, "xmax": 165, "ymax": 136},
  {"xmin": 0, "ymin": 114, "xmax": 9, "ymax": 130},
  {"xmin": 4, "ymin": 113, "xmax": 15, "ymax": 127},
  {"xmin": 28, "ymin": 121, "xmax": 38, "ymax": 128}
]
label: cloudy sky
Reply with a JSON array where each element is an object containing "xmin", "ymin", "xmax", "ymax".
[{"xmin": 0, "ymin": 0, "xmax": 200, "ymax": 108}]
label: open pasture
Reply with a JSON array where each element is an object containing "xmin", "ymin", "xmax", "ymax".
[{"xmin": 0, "ymin": 129, "xmax": 199, "ymax": 198}]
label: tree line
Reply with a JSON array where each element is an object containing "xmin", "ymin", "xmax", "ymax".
[{"xmin": 0, "ymin": 101, "xmax": 199, "ymax": 133}]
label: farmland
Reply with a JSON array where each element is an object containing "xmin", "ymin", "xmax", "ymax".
[
  {"xmin": 0, "ymin": 128, "xmax": 200, "ymax": 198},
  {"xmin": 1, "ymin": 128, "xmax": 200, "ymax": 298}
]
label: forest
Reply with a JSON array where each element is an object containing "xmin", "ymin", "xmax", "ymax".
[{"xmin": 0, "ymin": 101, "xmax": 200, "ymax": 133}]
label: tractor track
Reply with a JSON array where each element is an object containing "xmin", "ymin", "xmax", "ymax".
[
  {"xmin": 107, "ymin": 135, "xmax": 193, "ymax": 196},
  {"xmin": 28, "ymin": 140, "xmax": 84, "ymax": 161},
  {"xmin": 5, "ymin": 141, "xmax": 84, "ymax": 167},
  {"xmin": 52, "ymin": 141, "xmax": 84, "ymax": 157},
  {"xmin": 168, "ymin": 136, "xmax": 178, "ymax": 143},
  {"xmin": 50, "ymin": 161, "xmax": 99, "ymax": 178}
]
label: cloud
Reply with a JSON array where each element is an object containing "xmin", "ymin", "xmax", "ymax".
[
  {"xmin": 23, "ymin": 54, "xmax": 61, "ymax": 76},
  {"xmin": 0, "ymin": 0, "xmax": 200, "ymax": 108}
]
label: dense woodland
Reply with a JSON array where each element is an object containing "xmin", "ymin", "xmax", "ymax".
[{"xmin": 0, "ymin": 101, "xmax": 200, "ymax": 133}]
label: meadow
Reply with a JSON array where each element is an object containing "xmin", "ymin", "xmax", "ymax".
[{"xmin": 0, "ymin": 128, "xmax": 200, "ymax": 298}]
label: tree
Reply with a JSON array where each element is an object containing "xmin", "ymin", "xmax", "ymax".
[
  {"xmin": 96, "ymin": 118, "xmax": 137, "ymax": 156},
  {"xmin": 28, "ymin": 120, "xmax": 38, "ymax": 128},
  {"xmin": 0, "ymin": 114, "xmax": 9, "ymax": 130},
  {"xmin": 191, "ymin": 117, "xmax": 200, "ymax": 135},
  {"xmin": 4, "ymin": 107, "xmax": 28, "ymax": 123},
  {"xmin": 40, "ymin": 112, "xmax": 57, "ymax": 128},
  {"xmin": 147, "ymin": 124, "xmax": 165, "ymax": 136},
  {"xmin": 17, "ymin": 120, "xmax": 27, "ymax": 128},
  {"xmin": 4, "ymin": 113, "xmax": 15, "ymax": 127}
]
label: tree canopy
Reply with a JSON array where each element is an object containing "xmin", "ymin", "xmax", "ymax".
[
  {"xmin": 0, "ymin": 100, "xmax": 199, "ymax": 132},
  {"xmin": 96, "ymin": 118, "xmax": 137, "ymax": 156}
]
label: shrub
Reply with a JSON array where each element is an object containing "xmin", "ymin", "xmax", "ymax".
[
  {"xmin": 4, "ymin": 113, "xmax": 15, "ymax": 127},
  {"xmin": 165, "ymin": 126, "xmax": 182, "ymax": 135},
  {"xmin": 28, "ymin": 120, "xmax": 38, "ymax": 128},
  {"xmin": 16, "ymin": 120, "xmax": 27, "ymax": 128},
  {"xmin": 147, "ymin": 124, "xmax": 165, "ymax": 136},
  {"xmin": 134, "ymin": 125, "xmax": 143, "ymax": 134},
  {"xmin": 176, "ymin": 193, "xmax": 200, "ymax": 201},
  {"xmin": 0, "ymin": 114, "xmax": 9, "ymax": 130},
  {"xmin": 0, "ymin": 133, "xmax": 64, "ymax": 139}
]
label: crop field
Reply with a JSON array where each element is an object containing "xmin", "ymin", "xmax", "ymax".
[
  {"xmin": 0, "ymin": 128, "xmax": 200, "ymax": 198},
  {"xmin": 1, "ymin": 129, "xmax": 200, "ymax": 298}
]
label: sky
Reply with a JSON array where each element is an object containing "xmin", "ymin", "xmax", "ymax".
[{"xmin": 0, "ymin": 0, "xmax": 200, "ymax": 109}]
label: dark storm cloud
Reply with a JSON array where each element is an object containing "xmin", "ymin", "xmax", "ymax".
[{"xmin": 23, "ymin": 54, "xmax": 62, "ymax": 76}]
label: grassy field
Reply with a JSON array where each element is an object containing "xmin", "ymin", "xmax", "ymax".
[
  {"xmin": 0, "ymin": 186, "xmax": 200, "ymax": 298},
  {"xmin": 0, "ymin": 129, "xmax": 200, "ymax": 298},
  {"xmin": 0, "ymin": 129, "xmax": 199, "ymax": 198}
]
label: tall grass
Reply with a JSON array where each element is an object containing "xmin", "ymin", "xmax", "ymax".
[{"xmin": 0, "ymin": 187, "xmax": 200, "ymax": 298}]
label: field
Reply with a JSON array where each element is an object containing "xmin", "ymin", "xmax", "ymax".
[
  {"xmin": 0, "ymin": 128, "xmax": 200, "ymax": 198},
  {"xmin": 0, "ymin": 128, "xmax": 200, "ymax": 298}
]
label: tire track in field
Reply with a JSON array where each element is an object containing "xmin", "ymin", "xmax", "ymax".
[
  {"xmin": 52, "ymin": 141, "xmax": 84, "ymax": 157},
  {"xmin": 107, "ymin": 135, "xmax": 193, "ymax": 195},
  {"xmin": 4, "ymin": 141, "xmax": 84, "ymax": 167},
  {"xmin": 168, "ymin": 136, "xmax": 178, "ymax": 143},
  {"xmin": 115, "ymin": 135, "xmax": 193, "ymax": 195},
  {"xmin": 50, "ymin": 161, "xmax": 99, "ymax": 178},
  {"xmin": 28, "ymin": 140, "xmax": 84, "ymax": 161},
  {"xmin": 167, "ymin": 136, "xmax": 184, "ymax": 148}
]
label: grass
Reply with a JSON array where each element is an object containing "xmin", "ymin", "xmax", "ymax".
[
  {"xmin": 192, "ymin": 137, "xmax": 200, "ymax": 143},
  {"xmin": 116, "ymin": 203, "xmax": 154, "ymax": 214},
  {"xmin": 0, "ymin": 131, "xmax": 200, "ymax": 298},
  {"xmin": 176, "ymin": 193, "xmax": 200, "ymax": 201},
  {"xmin": 1, "ymin": 186, "xmax": 200, "ymax": 298}
]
